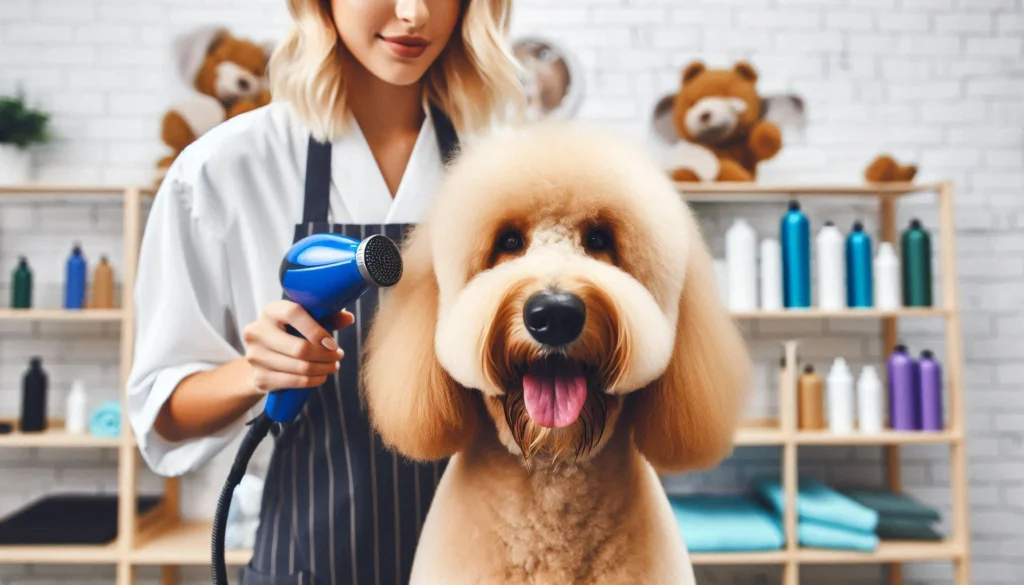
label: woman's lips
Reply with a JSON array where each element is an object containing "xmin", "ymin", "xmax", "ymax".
[{"xmin": 379, "ymin": 34, "xmax": 430, "ymax": 59}]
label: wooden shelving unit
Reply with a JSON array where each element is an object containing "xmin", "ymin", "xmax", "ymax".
[
  {"xmin": 678, "ymin": 181, "xmax": 970, "ymax": 585},
  {"xmin": 0, "ymin": 181, "xmax": 970, "ymax": 585}
]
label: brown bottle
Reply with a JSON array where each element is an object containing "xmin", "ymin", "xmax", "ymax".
[
  {"xmin": 798, "ymin": 364, "xmax": 825, "ymax": 431},
  {"xmin": 88, "ymin": 256, "xmax": 116, "ymax": 309}
]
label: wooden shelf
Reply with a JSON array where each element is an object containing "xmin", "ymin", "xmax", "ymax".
[
  {"xmin": 795, "ymin": 429, "xmax": 961, "ymax": 445},
  {"xmin": 0, "ymin": 184, "xmax": 155, "ymax": 196},
  {"xmin": 0, "ymin": 541, "xmax": 120, "ymax": 564},
  {"xmin": 691, "ymin": 549, "xmax": 790, "ymax": 565},
  {"xmin": 0, "ymin": 308, "xmax": 123, "ymax": 321},
  {"xmin": 735, "ymin": 419, "xmax": 785, "ymax": 445},
  {"xmin": 689, "ymin": 540, "xmax": 962, "ymax": 566},
  {"xmin": 677, "ymin": 181, "xmax": 940, "ymax": 203},
  {"xmin": 798, "ymin": 539, "xmax": 963, "ymax": 564},
  {"xmin": 132, "ymin": 520, "xmax": 252, "ymax": 566},
  {"xmin": 730, "ymin": 307, "xmax": 947, "ymax": 319},
  {"xmin": 0, "ymin": 419, "xmax": 121, "ymax": 448}
]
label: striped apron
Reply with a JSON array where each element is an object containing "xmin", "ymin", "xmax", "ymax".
[{"xmin": 241, "ymin": 105, "xmax": 459, "ymax": 585}]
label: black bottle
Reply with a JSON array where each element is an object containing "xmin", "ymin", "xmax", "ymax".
[{"xmin": 20, "ymin": 357, "xmax": 48, "ymax": 433}]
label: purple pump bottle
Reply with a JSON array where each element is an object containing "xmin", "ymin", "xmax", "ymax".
[
  {"xmin": 887, "ymin": 344, "xmax": 918, "ymax": 431},
  {"xmin": 918, "ymin": 350, "xmax": 943, "ymax": 431}
]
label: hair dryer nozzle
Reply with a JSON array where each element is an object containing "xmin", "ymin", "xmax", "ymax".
[{"xmin": 357, "ymin": 234, "xmax": 403, "ymax": 287}]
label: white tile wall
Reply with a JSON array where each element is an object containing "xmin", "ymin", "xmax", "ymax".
[{"xmin": 2, "ymin": 0, "xmax": 1023, "ymax": 583}]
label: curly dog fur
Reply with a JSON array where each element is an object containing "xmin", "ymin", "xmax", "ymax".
[{"xmin": 362, "ymin": 122, "xmax": 751, "ymax": 584}]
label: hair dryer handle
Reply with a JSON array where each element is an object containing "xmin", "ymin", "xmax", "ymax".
[{"xmin": 263, "ymin": 312, "xmax": 335, "ymax": 423}]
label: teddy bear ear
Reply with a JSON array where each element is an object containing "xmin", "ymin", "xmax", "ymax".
[
  {"xmin": 734, "ymin": 61, "xmax": 759, "ymax": 82},
  {"xmin": 682, "ymin": 61, "xmax": 706, "ymax": 84}
]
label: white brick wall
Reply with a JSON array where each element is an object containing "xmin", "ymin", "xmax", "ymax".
[{"xmin": 2, "ymin": 0, "xmax": 1023, "ymax": 583}]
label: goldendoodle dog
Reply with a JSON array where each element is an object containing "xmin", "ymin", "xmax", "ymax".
[{"xmin": 362, "ymin": 122, "xmax": 751, "ymax": 584}]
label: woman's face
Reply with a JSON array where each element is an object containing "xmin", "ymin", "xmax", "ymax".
[{"xmin": 332, "ymin": 0, "xmax": 461, "ymax": 87}]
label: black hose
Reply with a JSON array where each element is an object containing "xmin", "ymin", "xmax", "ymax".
[{"xmin": 212, "ymin": 412, "xmax": 275, "ymax": 585}]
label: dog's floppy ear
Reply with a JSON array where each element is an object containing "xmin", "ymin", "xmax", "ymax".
[
  {"xmin": 631, "ymin": 214, "xmax": 750, "ymax": 474},
  {"xmin": 362, "ymin": 224, "xmax": 478, "ymax": 461}
]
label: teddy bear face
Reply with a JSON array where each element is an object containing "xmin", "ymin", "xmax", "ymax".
[
  {"xmin": 194, "ymin": 33, "xmax": 269, "ymax": 105},
  {"xmin": 672, "ymin": 61, "xmax": 762, "ymax": 146}
]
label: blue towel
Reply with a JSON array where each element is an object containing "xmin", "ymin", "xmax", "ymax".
[
  {"xmin": 669, "ymin": 494, "xmax": 785, "ymax": 552},
  {"xmin": 798, "ymin": 519, "xmax": 879, "ymax": 551},
  {"xmin": 755, "ymin": 478, "xmax": 878, "ymax": 533},
  {"xmin": 89, "ymin": 400, "xmax": 121, "ymax": 439}
]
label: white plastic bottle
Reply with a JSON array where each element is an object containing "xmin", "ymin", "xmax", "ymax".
[
  {"xmin": 874, "ymin": 242, "xmax": 900, "ymax": 310},
  {"xmin": 760, "ymin": 237, "xmax": 782, "ymax": 311},
  {"xmin": 856, "ymin": 365, "xmax": 884, "ymax": 433},
  {"xmin": 725, "ymin": 219, "xmax": 758, "ymax": 311},
  {"xmin": 826, "ymin": 357, "xmax": 855, "ymax": 433},
  {"xmin": 816, "ymin": 221, "xmax": 846, "ymax": 310},
  {"xmin": 65, "ymin": 380, "xmax": 88, "ymax": 435}
]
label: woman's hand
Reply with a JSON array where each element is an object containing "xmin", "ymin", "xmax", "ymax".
[{"xmin": 242, "ymin": 300, "xmax": 356, "ymax": 394}]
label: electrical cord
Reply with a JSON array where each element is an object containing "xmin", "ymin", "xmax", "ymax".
[{"xmin": 211, "ymin": 412, "xmax": 274, "ymax": 585}]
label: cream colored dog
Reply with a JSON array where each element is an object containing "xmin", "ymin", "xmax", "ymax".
[{"xmin": 362, "ymin": 123, "xmax": 750, "ymax": 584}]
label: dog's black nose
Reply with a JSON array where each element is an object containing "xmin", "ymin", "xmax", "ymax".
[{"xmin": 523, "ymin": 290, "xmax": 586, "ymax": 346}]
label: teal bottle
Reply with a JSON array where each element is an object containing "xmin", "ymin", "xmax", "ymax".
[
  {"xmin": 845, "ymin": 221, "xmax": 873, "ymax": 308},
  {"xmin": 781, "ymin": 200, "xmax": 811, "ymax": 308},
  {"xmin": 901, "ymin": 219, "xmax": 932, "ymax": 307},
  {"xmin": 11, "ymin": 257, "xmax": 32, "ymax": 309}
]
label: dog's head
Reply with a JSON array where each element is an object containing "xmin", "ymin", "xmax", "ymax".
[{"xmin": 363, "ymin": 123, "xmax": 750, "ymax": 473}]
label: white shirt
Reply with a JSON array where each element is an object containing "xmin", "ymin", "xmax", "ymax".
[{"xmin": 126, "ymin": 101, "xmax": 452, "ymax": 477}]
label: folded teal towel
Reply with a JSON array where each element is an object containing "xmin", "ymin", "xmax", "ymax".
[
  {"xmin": 755, "ymin": 478, "xmax": 878, "ymax": 533},
  {"xmin": 876, "ymin": 517, "xmax": 944, "ymax": 541},
  {"xmin": 840, "ymin": 488, "xmax": 942, "ymax": 523},
  {"xmin": 798, "ymin": 518, "xmax": 878, "ymax": 551},
  {"xmin": 669, "ymin": 494, "xmax": 785, "ymax": 552},
  {"xmin": 89, "ymin": 400, "xmax": 121, "ymax": 438}
]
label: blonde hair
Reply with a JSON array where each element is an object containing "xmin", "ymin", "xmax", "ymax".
[{"xmin": 269, "ymin": 0, "xmax": 525, "ymax": 142}]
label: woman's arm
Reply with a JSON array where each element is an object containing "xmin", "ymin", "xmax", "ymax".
[{"xmin": 153, "ymin": 358, "xmax": 259, "ymax": 442}]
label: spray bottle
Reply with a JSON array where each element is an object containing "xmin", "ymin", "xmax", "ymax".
[{"xmin": 826, "ymin": 357, "xmax": 855, "ymax": 433}]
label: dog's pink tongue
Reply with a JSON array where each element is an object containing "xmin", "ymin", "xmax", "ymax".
[{"xmin": 522, "ymin": 360, "xmax": 587, "ymax": 429}]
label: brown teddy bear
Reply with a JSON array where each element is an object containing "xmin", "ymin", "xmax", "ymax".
[
  {"xmin": 864, "ymin": 154, "xmax": 918, "ymax": 183},
  {"xmin": 157, "ymin": 26, "xmax": 273, "ymax": 177},
  {"xmin": 669, "ymin": 61, "xmax": 783, "ymax": 182}
]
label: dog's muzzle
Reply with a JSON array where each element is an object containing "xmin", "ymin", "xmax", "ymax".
[{"xmin": 523, "ymin": 290, "xmax": 586, "ymax": 347}]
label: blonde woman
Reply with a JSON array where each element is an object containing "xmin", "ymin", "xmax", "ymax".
[{"xmin": 126, "ymin": 1, "xmax": 524, "ymax": 583}]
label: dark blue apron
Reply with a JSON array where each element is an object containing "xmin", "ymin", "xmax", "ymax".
[{"xmin": 242, "ymin": 104, "xmax": 459, "ymax": 585}]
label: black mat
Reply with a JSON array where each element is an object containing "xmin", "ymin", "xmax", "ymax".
[{"xmin": 0, "ymin": 493, "xmax": 162, "ymax": 545}]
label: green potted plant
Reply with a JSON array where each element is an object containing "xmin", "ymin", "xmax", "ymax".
[{"xmin": 0, "ymin": 91, "xmax": 51, "ymax": 184}]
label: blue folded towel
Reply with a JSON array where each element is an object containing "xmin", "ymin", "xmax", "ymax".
[
  {"xmin": 755, "ymin": 478, "xmax": 879, "ymax": 533},
  {"xmin": 798, "ymin": 519, "xmax": 879, "ymax": 552},
  {"xmin": 89, "ymin": 400, "xmax": 121, "ymax": 439},
  {"xmin": 669, "ymin": 494, "xmax": 785, "ymax": 552}
]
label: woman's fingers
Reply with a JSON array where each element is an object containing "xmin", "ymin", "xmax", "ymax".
[
  {"xmin": 243, "ymin": 314, "xmax": 340, "ymax": 364},
  {"xmin": 262, "ymin": 300, "xmax": 339, "ymax": 351},
  {"xmin": 250, "ymin": 368, "xmax": 329, "ymax": 394},
  {"xmin": 247, "ymin": 345, "xmax": 341, "ymax": 377},
  {"xmin": 333, "ymin": 310, "xmax": 355, "ymax": 330}
]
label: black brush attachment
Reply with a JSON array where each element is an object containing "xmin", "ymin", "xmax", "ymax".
[{"xmin": 357, "ymin": 234, "xmax": 403, "ymax": 287}]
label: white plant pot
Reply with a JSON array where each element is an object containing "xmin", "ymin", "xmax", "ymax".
[{"xmin": 0, "ymin": 144, "xmax": 33, "ymax": 185}]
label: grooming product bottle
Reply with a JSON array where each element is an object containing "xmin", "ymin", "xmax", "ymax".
[
  {"xmin": 874, "ymin": 242, "xmax": 900, "ymax": 310},
  {"xmin": 11, "ymin": 256, "xmax": 32, "ymax": 309},
  {"xmin": 887, "ymin": 345, "xmax": 918, "ymax": 430},
  {"xmin": 725, "ymin": 219, "xmax": 758, "ymax": 311},
  {"xmin": 856, "ymin": 365, "xmax": 884, "ymax": 433},
  {"xmin": 20, "ymin": 357, "xmax": 48, "ymax": 433},
  {"xmin": 64, "ymin": 243, "xmax": 88, "ymax": 310},
  {"xmin": 815, "ymin": 221, "xmax": 845, "ymax": 310},
  {"xmin": 917, "ymin": 350, "xmax": 943, "ymax": 431},
  {"xmin": 760, "ymin": 238, "xmax": 782, "ymax": 311},
  {"xmin": 901, "ymin": 219, "xmax": 933, "ymax": 307},
  {"xmin": 66, "ymin": 380, "xmax": 88, "ymax": 435},
  {"xmin": 845, "ymin": 221, "xmax": 874, "ymax": 308},
  {"xmin": 780, "ymin": 200, "xmax": 811, "ymax": 308},
  {"xmin": 798, "ymin": 364, "xmax": 825, "ymax": 430},
  {"xmin": 88, "ymin": 256, "xmax": 115, "ymax": 309},
  {"xmin": 826, "ymin": 357, "xmax": 855, "ymax": 433}
]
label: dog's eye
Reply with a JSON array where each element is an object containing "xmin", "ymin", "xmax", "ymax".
[
  {"xmin": 497, "ymin": 229, "xmax": 525, "ymax": 253},
  {"xmin": 585, "ymin": 228, "xmax": 613, "ymax": 252}
]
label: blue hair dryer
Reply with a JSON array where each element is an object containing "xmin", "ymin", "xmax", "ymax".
[{"xmin": 266, "ymin": 232, "xmax": 404, "ymax": 423}]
